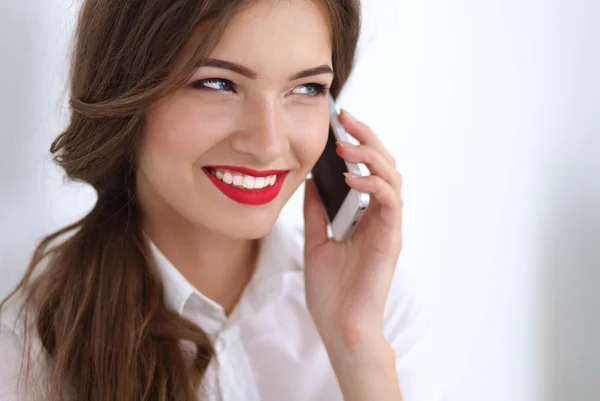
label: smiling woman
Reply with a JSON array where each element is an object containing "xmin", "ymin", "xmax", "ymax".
[
  {"xmin": 137, "ymin": 0, "xmax": 336, "ymax": 242},
  {"xmin": 0, "ymin": 1, "xmax": 439, "ymax": 401}
]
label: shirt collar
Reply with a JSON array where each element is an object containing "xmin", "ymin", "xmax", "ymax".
[{"xmin": 147, "ymin": 219, "xmax": 304, "ymax": 325}]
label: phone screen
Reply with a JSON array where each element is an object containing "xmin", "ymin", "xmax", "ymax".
[{"xmin": 311, "ymin": 125, "xmax": 352, "ymax": 222}]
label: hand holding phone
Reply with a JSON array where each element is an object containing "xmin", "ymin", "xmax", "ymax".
[
  {"xmin": 302, "ymin": 95, "xmax": 405, "ymax": 366},
  {"xmin": 310, "ymin": 94, "xmax": 370, "ymax": 242}
]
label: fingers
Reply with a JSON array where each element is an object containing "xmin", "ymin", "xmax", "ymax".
[
  {"xmin": 336, "ymin": 109, "xmax": 403, "ymax": 217},
  {"xmin": 343, "ymin": 173, "xmax": 401, "ymax": 226},
  {"xmin": 336, "ymin": 142, "xmax": 402, "ymax": 195},
  {"xmin": 339, "ymin": 109, "xmax": 397, "ymax": 169},
  {"xmin": 344, "ymin": 174, "xmax": 399, "ymax": 208}
]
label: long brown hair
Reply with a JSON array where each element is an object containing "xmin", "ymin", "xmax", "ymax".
[{"xmin": 1, "ymin": 0, "xmax": 361, "ymax": 399}]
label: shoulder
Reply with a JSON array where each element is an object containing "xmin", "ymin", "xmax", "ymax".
[
  {"xmin": 0, "ymin": 291, "xmax": 33, "ymax": 339},
  {"xmin": 0, "ymin": 292, "xmax": 49, "ymax": 401},
  {"xmin": 0, "ymin": 290, "xmax": 41, "ymax": 357},
  {"xmin": 0, "ymin": 295, "xmax": 26, "ymax": 357},
  {"xmin": 0, "ymin": 294, "xmax": 48, "ymax": 401},
  {"xmin": 383, "ymin": 264, "xmax": 443, "ymax": 401},
  {"xmin": 383, "ymin": 265, "xmax": 432, "ymax": 341}
]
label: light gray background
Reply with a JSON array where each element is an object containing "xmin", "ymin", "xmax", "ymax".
[{"xmin": 1, "ymin": 1, "xmax": 598, "ymax": 400}]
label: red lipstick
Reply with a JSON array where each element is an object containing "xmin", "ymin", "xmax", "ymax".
[{"xmin": 202, "ymin": 166, "xmax": 289, "ymax": 206}]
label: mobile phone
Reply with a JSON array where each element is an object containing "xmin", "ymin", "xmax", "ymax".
[{"xmin": 310, "ymin": 94, "xmax": 370, "ymax": 242}]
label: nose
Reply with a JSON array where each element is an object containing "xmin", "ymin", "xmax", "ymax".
[{"xmin": 229, "ymin": 98, "xmax": 288, "ymax": 165}]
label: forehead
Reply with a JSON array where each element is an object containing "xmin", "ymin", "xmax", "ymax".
[{"xmin": 203, "ymin": 0, "xmax": 333, "ymax": 77}]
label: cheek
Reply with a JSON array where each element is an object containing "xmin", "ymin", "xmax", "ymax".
[
  {"xmin": 145, "ymin": 109, "xmax": 205, "ymax": 162},
  {"xmin": 142, "ymin": 98, "xmax": 228, "ymax": 167},
  {"xmin": 291, "ymin": 111, "xmax": 329, "ymax": 167}
]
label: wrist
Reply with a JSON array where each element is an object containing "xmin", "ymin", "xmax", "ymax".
[
  {"xmin": 326, "ymin": 333, "xmax": 395, "ymax": 371},
  {"xmin": 320, "ymin": 321, "xmax": 387, "ymax": 360},
  {"xmin": 325, "ymin": 338, "xmax": 402, "ymax": 401}
]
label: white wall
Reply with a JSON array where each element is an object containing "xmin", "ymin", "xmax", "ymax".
[
  {"xmin": 0, "ymin": 0, "xmax": 89, "ymax": 288},
  {"xmin": 1, "ymin": 1, "xmax": 598, "ymax": 401}
]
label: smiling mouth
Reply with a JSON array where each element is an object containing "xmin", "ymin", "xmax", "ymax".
[
  {"xmin": 204, "ymin": 167, "xmax": 281, "ymax": 190},
  {"xmin": 202, "ymin": 166, "xmax": 290, "ymax": 206}
]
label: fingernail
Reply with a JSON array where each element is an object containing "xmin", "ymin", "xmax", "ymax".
[
  {"xmin": 336, "ymin": 141, "xmax": 355, "ymax": 148},
  {"xmin": 343, "ymin": 172, "xmax": 359, "ymax": 178}
]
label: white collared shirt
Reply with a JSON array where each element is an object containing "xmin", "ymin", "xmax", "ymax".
[{"xmin": 0, "ymin": 219, "xmax": 441, "ymax": 400}]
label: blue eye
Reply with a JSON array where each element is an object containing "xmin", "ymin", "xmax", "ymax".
[
  {"xmin": 191, "ymin": 78, "xmax": 235, "ymax": 92},
  {"xmin": 190, "ymin": 79, "xmax": 329, "ymax": 97},
  {"xmin": 293, "ymin": 83, "xmax": 329, "ymax": 97}
]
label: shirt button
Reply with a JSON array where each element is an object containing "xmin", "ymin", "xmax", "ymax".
[{"xmin": 214, "ymin": 333, "xmax": 227, "ymax": 353}]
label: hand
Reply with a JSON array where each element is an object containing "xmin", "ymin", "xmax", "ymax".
[{"xmin": 303, "ymin": 109, "xmax": 404, "ymax": 355}]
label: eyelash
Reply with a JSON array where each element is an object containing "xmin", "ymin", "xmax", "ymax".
[{"xmin": 190, "ymin": 78, "xmax": 330, "ymax": 97}]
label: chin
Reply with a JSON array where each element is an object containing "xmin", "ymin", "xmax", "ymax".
[
  {"xmin": 196, "ymin": 204, "xmax": 283, "ymax": 240},
  {"xmin": 216, "ymin": 217, "xmax": 279, "ymax": 240}
]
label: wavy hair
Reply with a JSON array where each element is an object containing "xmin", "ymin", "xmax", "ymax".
[{"xmin": 1, "ymin": 0, "xmax": 361, "ymax": 399}]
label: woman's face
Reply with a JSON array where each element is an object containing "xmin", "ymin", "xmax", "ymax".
[{"xmin": 137, "ymin": 0, "xmax": 333, "ymax": 239}]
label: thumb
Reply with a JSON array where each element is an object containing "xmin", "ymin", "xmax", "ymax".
[{"xmin": 303, "ymin": 178, "xmax": 328, "ymax": 251}]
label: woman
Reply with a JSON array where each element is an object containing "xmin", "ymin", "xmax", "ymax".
[{"xmin": 0, "ymin": 0, "xmax": 440, "ymax": 400}]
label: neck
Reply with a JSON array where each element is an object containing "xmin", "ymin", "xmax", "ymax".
[{"xmin": 141, "ymin": 211, "xmax": 259, "ymax": 316}]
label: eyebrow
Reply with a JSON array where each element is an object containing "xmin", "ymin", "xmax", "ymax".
[{"xmin": 198, "ymin": 58, "xmax": 334, "ymax": 80}]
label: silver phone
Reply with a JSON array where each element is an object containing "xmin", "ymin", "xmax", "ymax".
[{"xmin": 310, "ymin": 94, "xmax": 370, "ymax": 242}]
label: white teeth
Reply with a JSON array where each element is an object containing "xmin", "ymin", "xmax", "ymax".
[
  {"xmin": 209, "ymin": 168, "xmax": 280, "ymax": 189},
  {"xmin": 255, "ymin": 177, "xmax": 265, "ymax": 188},
  {"xmin": 242, "ymin": 176, "xmax": 254, "ymax": 189}
]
